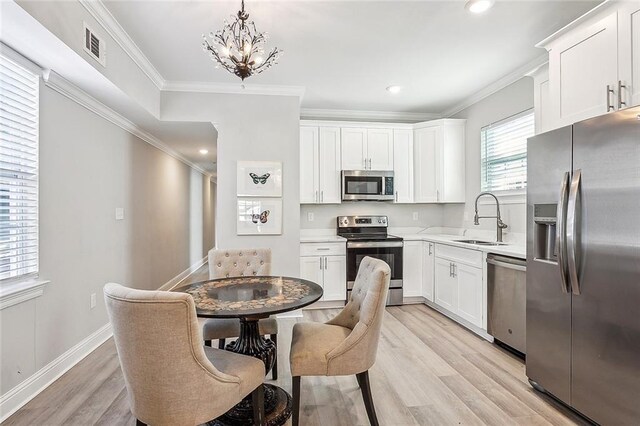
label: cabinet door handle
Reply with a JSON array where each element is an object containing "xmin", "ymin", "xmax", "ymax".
[
  {"xmin": 319, "ymin": 257, "xmax": 323, "ymax": 270},
  {"xmin": 321, "ymin": 190, "xmax": 324, "ymax": 203},
  {"xmin": 618, "ymin": 80, "xmax": 627, "ymax": 109},
  {"xmin": 324, "ymin": 257, "xmax": 328, "ymax": 269},
  {"xmin": 606, "ymin": 85, "xmax": 615, "ymax": 111},
  {"xmin": 315, "ymin": 190, "xmax": 318, "ymax": 203},
  {"xmin": 428, "ymin": 243, "xmax": 432, "ymax": 256},
  {"xmin": 369, "ymin": 158, "xmax": 372, "ymax": 169},
  {"xmin": 436, "ymin": 189, "xmax": 440, "ymax": 202},
  {"xmin": 453, "ymin": 264, "xmax": 457, "ymax": 278},
  {"xmin": 363, "ymin": 158, "xmax": 367, "ymax": 169},
  {"xmin": 449, "ymin": 262, "xmax": 453, "ymax": 277},
  {"xmin": 395, "ymin": 191, "xmax": 398, "ymax": 202}
]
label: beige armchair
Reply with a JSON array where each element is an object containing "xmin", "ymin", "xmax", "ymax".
[
  {"xmin": 289, "ymin": 256, "xmax": 391, "ymax": 426},
  {"xmin": 104, "ymin": 283, "xmax": 266, "ymax": 426},
  {"xmin": 203, "ymin": 248, "xmax": 280, "ymax": 379}
]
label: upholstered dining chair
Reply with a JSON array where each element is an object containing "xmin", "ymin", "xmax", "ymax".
[
  {"xmin": 203, "ymin": 248, "xmax": 280, "ymax": 379},
  {"xmin": 289, "ymin": 256, "xmax": 391, "ymax": 426},
  {"xmin": 104, "ymin": 283, "xmax": 266, "ymax": 426}
]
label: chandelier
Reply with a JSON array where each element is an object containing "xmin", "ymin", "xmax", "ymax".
[{"xmin": 201, "ymin": 0, "xmax": 281, "ymax": 81}]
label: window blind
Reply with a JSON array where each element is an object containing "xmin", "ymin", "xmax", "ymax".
[
  {"xmin": 0, "ymin": 53, "xmax": 39, "ymax": 281},
  {"xmin": 481, "ymin": 109, "xmax": 534, "ymax": 192}
]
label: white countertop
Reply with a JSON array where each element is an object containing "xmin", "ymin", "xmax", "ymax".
[
  {"xmin": 300, "ymin": 227, "xmax": 526, "ymax": 259},
  {"xmin": 395, "ymin": 233, "xmax": 525, "ymax": 259}
]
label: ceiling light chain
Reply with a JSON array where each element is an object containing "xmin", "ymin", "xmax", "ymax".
[{"xmin": 201, "ymin": 0, "xmax": 282, "ymax": 81}]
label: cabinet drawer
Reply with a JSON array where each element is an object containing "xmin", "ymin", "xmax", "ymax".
[
  {"xmin": 435, "ymin": 243, "xmax": 482, "ymax": 268},
  {"xmin": 300, "ymin": 242, "xmax": 346, "ymax": 257}
]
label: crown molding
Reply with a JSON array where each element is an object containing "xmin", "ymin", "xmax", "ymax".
[
  {"xmin": 42, "ymin": 70, "xmax": 211, "ymax": 177},
  {"xmin": 163, "ymin": 80, "xmax": 306, "ymax": 98},
  {"xmin": 535, "ymin": 0, "xmax": 613, "ymax": 49},
  {"xmin": 441, "ymin": 54, "xmax": 548, "ymax": 118},
  {"xmin": 78, "ymin": 0, "xmax": 165, "ymax": 90},
  {"xmin": 300, "ymin": 108, "xmax": 440, "ymax": 123}
]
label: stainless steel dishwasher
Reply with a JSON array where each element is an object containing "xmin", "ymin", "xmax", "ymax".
[{"xmin": 487, "ymin": 254, "xmax": 527, "ymax": 355}]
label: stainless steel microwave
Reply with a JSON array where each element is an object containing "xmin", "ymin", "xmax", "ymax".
[{"xmin": 341, "ymin": 170, "xmax": 394, "ymax": 201}]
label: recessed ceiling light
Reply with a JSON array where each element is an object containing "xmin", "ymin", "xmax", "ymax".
[
  {"xmin": 386, "ymin": 85, "xmax": 402, "ymax": 94},
  {"xmin": 199, "ymin": 149, "xmax": 209, "ymax": 155},
  {"xmin": 465, "ymin": 0, "xmax": 494, "ymax": 14}
]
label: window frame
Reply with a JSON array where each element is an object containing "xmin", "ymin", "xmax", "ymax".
[{"xmin": 479, "ymin": 108, "xmax": 534, "ymax": 203}]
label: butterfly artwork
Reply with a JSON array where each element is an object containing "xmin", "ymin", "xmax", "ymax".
[
  {"xmin": 249, "ymin": 172, "xmax": 270, "ymax": 185},
  {"xmin": 251, "ymin": 210, "xmax": 270, "ymax": 224},
  {"xmin": 237, "ymin": 161, "xmax": 282, "ymax": 197}
]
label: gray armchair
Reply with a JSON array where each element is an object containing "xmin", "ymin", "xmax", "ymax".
[
  {"xmin": 289, "ymin": 256, "xmax": 391, "ymax": 426},
  {"xmin": 104, "ymin": 283, "xmax": 265, "ymax": 426}
]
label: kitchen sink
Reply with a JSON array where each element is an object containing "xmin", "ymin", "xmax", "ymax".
[{"xmin": 454, "ymin": 239, "xmax": 507, "ymax": 246}]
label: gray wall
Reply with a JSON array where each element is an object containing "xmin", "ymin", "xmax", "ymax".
[
  {"xmin": 444, "ymin": 77, "xmax": 534, "ymax": 235},
  {"xmin": 161, "ymin": 91, "xmax": 301, "ymax": 276},
  {"xmin": 301, "ymin": 203, "xmax": 444, "ymax": 230},
  {"xmin": 0, "ymin": 82, "xmax": 215, "ymax": 394}
]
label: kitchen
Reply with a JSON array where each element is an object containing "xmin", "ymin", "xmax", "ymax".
[{"xmin": 1, "ymin": 0, "xmax": 639, "ymax": 425}]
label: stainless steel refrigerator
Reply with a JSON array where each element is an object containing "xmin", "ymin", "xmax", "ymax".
[{"xmin": 526, "ymin": 106, "xmax": 640, "ymax": 424}]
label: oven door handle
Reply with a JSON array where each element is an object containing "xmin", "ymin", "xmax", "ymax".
[{"xmin": 347, "ymin": 241, "xmax": 404, "ymax": 248}]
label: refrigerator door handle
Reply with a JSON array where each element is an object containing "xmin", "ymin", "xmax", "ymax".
[
  {"xmin": 567, "ymin": 169, "xmax": 582, "ymax": 295},
  {"xmin": 556, "ymin": 172, "xmax": 571, "ymax": 293}
]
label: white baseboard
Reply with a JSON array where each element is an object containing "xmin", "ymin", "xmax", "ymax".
[
  {"xmin": 0, "ymin": 256, "xmax": 208, "ymax": 422},
  {"xmin": 159, "ymin": 256, "xmax": 208, "ymax": 291},
  {"xmin": 402, "ymin": 296, "xmax": 426, "ymax": 305},
  {"xmin": 0, "ymin": 323, "xmax": 113, "ymax": 423}
]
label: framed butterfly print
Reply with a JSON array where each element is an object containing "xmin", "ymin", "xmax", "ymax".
[
  {"xmin": 236, "ymin": 161, "xmax": 283, "ymax": 197},
  {"xmin": 236, "ymin": 198, "xmax": 283, "ymax": 235}
]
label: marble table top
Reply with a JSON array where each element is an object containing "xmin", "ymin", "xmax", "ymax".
[{"xmin": 175, "ymin": 276, "xmax": 323, "ymax": 319}]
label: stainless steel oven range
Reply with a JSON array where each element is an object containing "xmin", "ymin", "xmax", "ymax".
[{"xmin": 337, "ymin": 215, "xmax": 403, "ymax": 306}]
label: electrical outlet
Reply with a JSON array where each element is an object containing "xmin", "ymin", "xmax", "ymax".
[
  {"xmin": 115, "ymin": 208, "xmax": 124, "ymax": 221},
  {"xmin": 412, "ymin": 212, "xmax": 419, "ymax": 221},
  {"xmin": 307, "ymin": 212, "xmax": 314, "ymax": 222},
  {"xmin": 90, "ymin": 293, "xmax": 96, "ymax": 309}
]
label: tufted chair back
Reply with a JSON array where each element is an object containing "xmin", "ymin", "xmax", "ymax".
[
  {"xmin": 324, "ymin": 256, "xmax": 390, "ymax": 375},
  {"xmin": 208, "ymin": 248, "xmax": 272, "ymax": 279}
]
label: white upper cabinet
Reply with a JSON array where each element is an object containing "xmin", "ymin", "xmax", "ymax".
[
  {"xmin": 619, "ymin": 2, "xmax": 640, "ymax": 107},
  {"xmin": 300, "ymin": 126, "xmax": 319, "ymax": 204},
  {"xmin": 392, "ymin": 129, "xmax": 413, "ymax": 203},
  {"xmin": 539, "ymin": 3, "xmax": 640, "ymax": 130},
  {"xmin": 548, "ymin": 11, "xmax": 619, "ymax": 128},
  {"xmin": 340, "ymin": 127, "xmax": 394, "ymax": 171},
  {"xmin": 340, "ymin": 128, "xmax": 367, "ymax": 170},
  {"xmin": 318, "ymin": 127, "xmax": 341, "ymax": 204},
  {"xmin": 300, "ymin": 126, "xmax": 341, "ymax": 204},
  {"xmin": 366, "ymin": 129, "xmax": 394, "ymax": 171},
  {"xmin": 532, "ymin": 63, "xmax": 552, "ymax": 134},
  {"xmin": 413, "ymin": 120, "xmax": 465, "ymax": 203}
]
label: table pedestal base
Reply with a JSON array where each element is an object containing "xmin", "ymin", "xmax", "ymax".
[
  {"xmin": 209, "ymin": 384, "xmax": 291, "ymax": 426},
  {"xmin": 210, "ymin": 318, "xmax": 292, "ymax": 426}
]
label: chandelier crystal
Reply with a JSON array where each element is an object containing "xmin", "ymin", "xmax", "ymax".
[{"xmin": 201, "ymin": 0, "xmax": 281, "ymax": 81}]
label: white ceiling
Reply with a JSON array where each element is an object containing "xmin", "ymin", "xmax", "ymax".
[{"xmin": 103, "ymin": 0, "xmax": 600, "ymax": 114}]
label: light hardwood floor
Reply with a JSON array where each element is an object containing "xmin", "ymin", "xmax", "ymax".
[{"xmin": 4, "ymin": 290, "xmax": 588, "ymax": 425}]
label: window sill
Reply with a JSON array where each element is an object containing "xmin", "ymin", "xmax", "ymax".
[
  {"xmin": 0, "ymin": 278, "xmax": 50, "ymax": 310},
  {"xmin": 477, "ymin": 191, "xmax": 526, "ymax": 205}
]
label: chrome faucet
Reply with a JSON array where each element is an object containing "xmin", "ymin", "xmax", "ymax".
[{"xmin": 474, "ymin": 192, "xmax": 508, "ymax": 242}]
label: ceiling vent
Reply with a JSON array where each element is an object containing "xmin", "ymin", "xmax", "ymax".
[{"xmin": 83, "ymin": 23, "xmax": 106, "ymax": 67}]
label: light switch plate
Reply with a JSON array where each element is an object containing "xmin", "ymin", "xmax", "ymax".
[
  {"xmin": 90, "ymin": 293, "xmax": 96, "ymax": 309},
  {"xmin": 115, "ymin": 208, "xmax": 124, "ymax": 220},
  {"xmin": 307, "ymin": 212, "xmax": 314, "ymax": 222},
  {"xmin": 412, "ymin": 212, "xmax": 419, "ymax": 221}
]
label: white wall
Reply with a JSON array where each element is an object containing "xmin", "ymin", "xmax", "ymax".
[
  {"xmin": 161, "ymin": 91, "xmax": 301, "ymax": 276},
  {"xmin": 0, "ymin": 81, "xmax": 215, "ymax": 396},
  {"xmin": 443, "ymin": 77, "xmax": 534, "ymax": 236},
  {"xmin": 300, "ymin": 203, "xmax": 444, "ymax": 230}
]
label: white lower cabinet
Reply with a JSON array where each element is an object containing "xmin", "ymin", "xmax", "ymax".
[
  {"xmin": 422, "ymin": 242, "xmax": 435, "ymax": 302},
  {"xmin": 433, "ymin": 244, "xmax": 484, "ymax": 329},
  {"xmin": 300, "ymin": 243, "xmax": 346, "ymax": 302},
  {"xmin": 402, "ymin": 241, "xmax": 423, "ymax": 298}
]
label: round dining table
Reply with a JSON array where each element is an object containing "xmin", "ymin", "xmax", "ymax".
[{"xmin": 175, "ymin": 275, "xmax": 323, "ymax": 426}]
